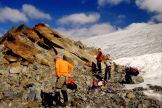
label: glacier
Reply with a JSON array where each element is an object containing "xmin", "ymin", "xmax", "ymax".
[{"xmin": 82, "ymin": 23, "xmax": 162, "ymax": 59}]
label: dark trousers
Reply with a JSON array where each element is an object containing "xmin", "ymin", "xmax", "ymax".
[
  {"xmin": 104, "ymin": 66, "xmax": 111, "ymax": 81},
  {"xmin": 55, "ymin": 77, "xmax": 68, "ymax": 105},
  {"xmin": 125, "ymin": 71, "xmax": 133, "ymax": 84},
  {"xmin": 55, "ymin": 90, "xmax": 68, "ymax": 106},
  {"xmin": 92, "ymin": 62, "xmax": 97, "ymax": 74},
  {"xmin": 97, "ymin": 61, "xmax": 102, "ymax": 74}
]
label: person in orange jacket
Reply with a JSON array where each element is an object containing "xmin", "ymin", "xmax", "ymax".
[{"xmin": 54, "ymin": 55, "xmax": 74, "ymax": 106}]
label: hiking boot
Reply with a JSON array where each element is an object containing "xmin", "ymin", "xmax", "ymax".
[
  {"xmin": 61, "ymin": 101, "xmax": 68, "ymax": 107},
  {"xmin": 61, "ymin": 90, "xmax": 68, "ymax": 102},
  {"xmin": 54, "ymin": 92, "xmax": 62, "ymax": 106}
]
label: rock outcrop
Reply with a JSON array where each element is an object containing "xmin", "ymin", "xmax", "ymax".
[{"xmin": 0, "ymin": 23, "xmax": 97, "ymax": 107}]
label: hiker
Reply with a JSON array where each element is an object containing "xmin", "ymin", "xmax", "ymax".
[
  {"xmin": 125, "ymin": 66, "xmax": 139, "ymax": 84},
  {"xmin": 96, "ymin": 48, "xmax": 103, "ymax": 74},
  {"xmin": 104, "ymin": 54, "xmax": 113, "ymax": 81},
  {"xmin": 54, "ymin": 55, "xmax": 74, "ymax": 106}
]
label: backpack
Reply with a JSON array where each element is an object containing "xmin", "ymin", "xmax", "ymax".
[
  {"xmin": 67, "ymin": 77, "xmax": 75, "ymax": 84},
  {"xmin": 126, "ymin": 67, "xmax": 139, "ymax": 76},
  {"xmin": 93, "ymin": 79, "xmax": 98, "ymax": 87}
]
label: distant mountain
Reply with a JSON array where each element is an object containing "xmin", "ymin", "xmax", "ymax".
[{"xmin": 82, "ymin": 23, "xmax": 162, "ymax": 59}]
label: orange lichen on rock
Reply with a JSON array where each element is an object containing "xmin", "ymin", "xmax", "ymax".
[
  {"xmin": 4, "ymin": 34, "xmax": 37, "ymax": 63},
  {"xmin": 0, "ymin": 58, "xmax": 9, "ymax": 64},
  {"xmin": 23, "ymin": 29, "xmax": 40, "ymax": 42},
  {"xmin": 5, "ymin": 55, "xmax": 18, "ymax": 62},
  {"xmin": 35, "ymin": 24, "xmax": 54, "ymax": 40}
]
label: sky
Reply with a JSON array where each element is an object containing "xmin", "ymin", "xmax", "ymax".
[{"xmin": 0, "ymin": 0, "xmax": 162, "ymax": 39}]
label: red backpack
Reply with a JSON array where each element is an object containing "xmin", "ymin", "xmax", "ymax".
[{"xmin": 93, "ymin": 79, "xmax": 98, "ymax": 87}]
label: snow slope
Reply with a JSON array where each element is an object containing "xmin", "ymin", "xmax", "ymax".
[
  {"xmin": 115, "ymin": 53, "xmax": 162, "ymax": 88},
  {"xmin": 114, "ymin": 53, "xmax": 162, "ymax": 101},
  {"xmin": 82, "ymin": 23, "xmax": 162, "ymax": 59}
]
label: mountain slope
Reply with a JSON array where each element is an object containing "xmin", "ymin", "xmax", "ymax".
[{"xmin": 82, "ymin": 23, "xmax": 162, "ymax": 59}]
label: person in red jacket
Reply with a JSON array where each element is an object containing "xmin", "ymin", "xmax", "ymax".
[{"xmin": 96, "ymin": 48, "xmax": 103, "ymax": 74}]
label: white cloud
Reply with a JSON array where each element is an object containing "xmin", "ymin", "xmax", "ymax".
[
  {"xmin": 135, "ymin": 0, "xmax": 162, "ymax": 13},
  {"xmin": 56, "ymin": 23, "xmax": 116, "ymax": 39},
  {"xmin": 151, "ymin": 14, "xmax": 162, "ymax": 22},
  {"xmin": 0, "ymin": 4, "xmax": 52, "ymax": 23},
  {"xmin": 135, "ymin": 0, "xmax": 162, "ymax": 22},
  {"xmin": 115, "ymin": 14, "xmax": 126, "ymax": 24},
  {"xmin": 58, "ymin": 13, "xmax": 100, "ymax": 25},
  {"xmin": 0, "ymin": 7, "xmax": 28, "ymax": 22},
  {"xmin": 98, "ymin": 0, "xmax": 129, "ymax": 6},
  {"xmin": 22, "ymin": 4, "xmax": 52, "ymax": 20}
]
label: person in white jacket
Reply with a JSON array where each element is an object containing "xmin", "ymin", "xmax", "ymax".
[{"xmin": 104, "ymin": 54, "xmax": 113, "ymax": 81}]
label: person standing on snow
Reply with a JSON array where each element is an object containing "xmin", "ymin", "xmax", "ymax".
[
  {"xmin": 54, "ymin": 55, "xmax": 74, "ymax": 106},
  {"xmin": 96, "ymin": 48, "xmax": 103, "ymax": 75}
]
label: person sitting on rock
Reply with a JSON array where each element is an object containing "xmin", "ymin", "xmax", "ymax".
[
  {"xmin": 54, "ymin": 55, "xmax": 74, "ymax": 106},
  {"xmin": 88, "ymin": 75, "xmax": 99, "ymax": 94},
  {"xmin": 96, "ymin": 48, "xmax": 103, "ymax": 75},
  {"xmin": 104, "ymin": 54, "xmax": 113, "ymax": 81}
]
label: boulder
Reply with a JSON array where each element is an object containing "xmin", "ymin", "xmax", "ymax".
[
  {"xmin": 9, "ymin": 62, "xmax": 22, "ymax": 74},
  {"xmin": 126, "ymin": 92, "xmax": 136, "ymax": 99},
  {"xmin": 70, "ymin": 48, "xmax": 95, "ymax": 63},
  {"xmin": 74, "ymin": 41, "xmax": 85, "ymax": 49},
  {"xmin": 21, "ymin": 61, "xmax": 29, "ymax": 66},
  {"xmin": 34, "ymin": 23, "xmax": 71, "ymax": 50},
  {"xmin": 0, "ymin": 82, "xmax": 11, "ymax": 91},
  {"xmin": 132, "ymin": 76, "xmax": 144, "ymax": 84},
  {"xmin": 23, "ymin": 29, "xmax": 49, "ymax": 48},
  {"xmin": 5, "ymin": 55, "xmax": 18, "ymax": 62},
  {"xmin": 23, "ymin": 29, "xmax": 40, "ymax": 42},
  {"xmin": 35, "ymin": 53, "xmax": 50, "ymax": 66},
  {"xmin": 0, "ymin": 52, "xmax": 8, "ymax": 64},
  {"xmin": 4, "ymin": 35, "xmax": 37, "ymax": 63},
  {"xmin": 40, "ymin": 59, "xmax": 50, "ymax": 66},
  {"xmin": 3, "ymin": 91, "xmax": 14, "ymax": 99}
]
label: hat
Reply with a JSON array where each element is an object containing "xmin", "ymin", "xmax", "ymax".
[{"xmin": 55, "ymin": 53, "xmax": 63, "ymax": 59}]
